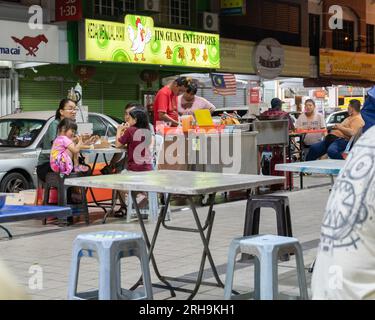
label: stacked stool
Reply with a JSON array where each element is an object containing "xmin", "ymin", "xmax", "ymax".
[
  {"xmin": 68, "ymin": 231, "xmax": 153, "ymax": 300},
  {"xmin": 243, "ymin": 195, "xmax": 293, "ymax": 261},
  {"xmin": 224, "ymin": 234, "xmax": 308, "ymax": 300}
]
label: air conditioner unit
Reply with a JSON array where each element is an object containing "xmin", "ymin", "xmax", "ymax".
[
  {"xmin": 138, "ymin": 0, "xmax": 160, "ymax": 12},
  {"xmin": 201, "ymin": 12, "xmax": 219, "ymax": 32}
]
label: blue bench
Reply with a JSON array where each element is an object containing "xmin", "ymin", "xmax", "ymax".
[{"xmin": 0, "ymin": 205, "xmax": 72, "ymax": 239}]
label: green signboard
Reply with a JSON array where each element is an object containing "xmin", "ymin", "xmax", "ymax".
[{"xmin": 81, "ymin": 15, "xmax": 220, "ymax": 69}]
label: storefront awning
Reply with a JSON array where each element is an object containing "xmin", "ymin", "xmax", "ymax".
[{"xmin": 304, "ymin": 78, "xmax": 374, "ymax": 88}]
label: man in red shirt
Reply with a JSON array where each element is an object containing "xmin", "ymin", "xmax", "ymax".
[{"xmin": 153, "ymin": 77, "xmax": 189, "ymax": 127}]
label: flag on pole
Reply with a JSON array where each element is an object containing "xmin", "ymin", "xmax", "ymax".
[{"xmin": 211, "ymin": 73, "xmax": 237, "ymax": 96}]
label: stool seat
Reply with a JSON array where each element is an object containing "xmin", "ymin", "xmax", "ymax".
[
  {"xmin": 68, "ymin": 230, "xmax": 153, "ymax": 300},
  {"xmin": 224, "ymin": 234, "xmax": 308, "ymax": 300}
]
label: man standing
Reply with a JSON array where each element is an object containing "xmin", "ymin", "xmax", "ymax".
[
  {"xmin": 306, "ymin": 99, "xmax": 364, "ymax": 161},
  {"xmin": 261, "ymin": 98, "xmax": 295, "ymax": 130},
  {"xmin": 153, "ymin": 77, "xmax": 189, "ymax": 127},
  {"xmin": 177, "ymin": 82, "xmax": 216, "ymax": 115}
]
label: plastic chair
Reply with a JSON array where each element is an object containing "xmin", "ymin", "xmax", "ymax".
[
  {"xmin": 67, "ymin": 231, "xmax": 153, "ymax": 300},
  {"xmin": 224, "ymin": 234, "xmax": 308, "ymax": 300}
]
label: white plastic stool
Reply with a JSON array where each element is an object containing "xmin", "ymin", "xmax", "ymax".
[
  {"xmin": 68, "ymin": 231, "xmax": 153, "ymax": 300},
  {"xmin": 224, "ymin": 234, "xmax": 308, "ymax": 300}
]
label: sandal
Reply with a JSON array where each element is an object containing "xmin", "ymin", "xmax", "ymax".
[{"xmin": 74, "ymin": 165, "xmax": 89, "ymax": 173}]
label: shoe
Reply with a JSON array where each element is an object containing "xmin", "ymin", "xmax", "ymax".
[{"xmin": 74, "ymin": 165, "xmax": 89, "ymax": 173}]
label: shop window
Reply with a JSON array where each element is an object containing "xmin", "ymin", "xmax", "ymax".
[
  {"xmin": 169, "ymin": 0, "xmax": 190, "ymax": 26},
  {"xmin": 94, "ymin": 0, "xmax": 115, "ymax": 16},
  {"xmin": 119, "ymin": 0, "xmax": 135, "ymax": 13},
  {"xmin": 367, "ymin": 24, "xmax": 375, "ymax": 54},
  {"xmin": 332, "ymin": 20, "xmax": 355, "ymax": 52}
]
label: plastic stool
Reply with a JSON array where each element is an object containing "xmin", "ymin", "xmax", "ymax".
[
  {"xmin": 224, "ymin": 234, "xmax": 308, "ymax": 300},
  {"xmin": 43, "ymin": 172, "xmax": 89, "ymax": 224},
  {"xmin": 68, "ymin": 231, "xmax": 153, "ymax": 300},
  {"xmin": 243, "ymin": 195, "xmax": 293, "ymax": 261}
]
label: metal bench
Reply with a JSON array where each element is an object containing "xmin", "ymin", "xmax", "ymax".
[{"xmin": 0, "ymin": 205, "xmax": 72, "ymax": 239}]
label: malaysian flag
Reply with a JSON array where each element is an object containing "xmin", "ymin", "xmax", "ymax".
[{"xmin": 211, "ymin": 73, "xmax": 237, "ymax": 96}]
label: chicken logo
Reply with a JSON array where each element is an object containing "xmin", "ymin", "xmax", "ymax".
[
  {"xmin": 128, "ymin": 18, "xmax": 152, "ymax": 62},
  {"xmin": 11, "ymin": 34, "xmax": 48, "ymax": 57}
]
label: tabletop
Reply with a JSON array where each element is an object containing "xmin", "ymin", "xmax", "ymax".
[
  {"xmin": 41, "ymin": 147, "xmax": 125, "ymax": 155},
  {"xmin": 65, "ymin": 170, "xmax": 285, "ymax": 195},
  {"xmin": 275, "ymin": 159, "xmax": 345, "ymax": 175},
  {"xmin": 0, "ymin": 205, "xmax": 71, "ymax": 222}
]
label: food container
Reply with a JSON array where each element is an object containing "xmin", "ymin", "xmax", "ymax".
[{"xmin": 181, "ymin": 115, "xmax": 194, "ymax": 132}]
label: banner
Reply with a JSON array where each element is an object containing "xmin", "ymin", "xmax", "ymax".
[
  {"xmin": 55, "ymin": 0, "xmax": 82, "ymax": 22},
  {"xmin": 82, "ymin": 15, "xmax": 220, "ymax": 69},
  {"xmin": 220, "ymin": 0, "xmax": 246, "ymax": 15},
  {"xmin": 320, "ymin": 49, "xmax": 375, "ymax": 81},
  {"xmin": 0, "ymin": 20, "xmax": 59, "ymax": 63}
]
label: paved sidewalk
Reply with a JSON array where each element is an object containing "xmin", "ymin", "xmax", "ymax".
[{"xmin": 0, "ymin": 175, "xmax": 330, "ymax": 300}]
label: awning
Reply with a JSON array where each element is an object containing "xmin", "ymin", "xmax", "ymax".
[{"xmin": 304, "ymin": 77, "xmax": 374, "ymax": 88}]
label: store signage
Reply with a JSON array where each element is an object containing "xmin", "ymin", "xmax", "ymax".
[
  {"xmin": 320, "ymin": 49, "xmax": 375, "ymax": 81},
  {"xmin": 81, "ymin": 15, "xmax": 220, "ymax": 69},
  {"xmin": 55, "ymin": 0, "xmax": 82, "ymax": 22},
  {"xmin": 249, "ymin": 87, "xmax": 260, "ymax": 104},
  {"xmin": 220, "ymin": 0, "xmax": 246, "ymax": 15},
  {"xmin": 314, "ymin": 90, "xmax": 326, "ymax": 98},
  {"xmin": 254, "ymin": 38, "xmax": 285, "ymax": 79},
  {"xmin": 0, "ymin": 20, "xmax": 59, "ymax": 63}
]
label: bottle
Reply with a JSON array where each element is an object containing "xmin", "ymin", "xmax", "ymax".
[{"xmin": 74, "ymin": 82, "xmax": 82, "ymax": 107}]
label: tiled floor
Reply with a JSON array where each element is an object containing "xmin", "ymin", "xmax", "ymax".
[{"xmin": 0, "ymin": 174, "xmax": 332, "ymax": 300}]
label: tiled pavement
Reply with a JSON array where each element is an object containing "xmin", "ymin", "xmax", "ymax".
[{"xmin": 0, "ymin": 175, "xmax": 331, "ymax": 300}]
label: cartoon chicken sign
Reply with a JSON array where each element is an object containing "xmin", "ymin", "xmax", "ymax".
[{"xmin": 128, "ymin": 17, "xmax": 152, "ymax": 62}]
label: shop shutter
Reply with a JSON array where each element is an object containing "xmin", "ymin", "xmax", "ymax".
[
  {"xmin": 102, "ymin": 83, "xmax": 139, "ymax": 119},
  {"xmin": 225, "ymin": 89, "xmax": 247, "ymax": 108},
  {"xmin": 19, "ymin": 80, "xmax": 62, "ymax": 112},
  {"xmin": 200, "ymin": 88, "xmax": 224, "ymax": 109}
]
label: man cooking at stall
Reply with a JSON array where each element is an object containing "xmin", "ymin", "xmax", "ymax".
[
  {"xmin": 153, "ymin": 76, "xmax": 189, "ymax": 128},
  {"xmin": 177, "ymin": 82, "xmax": 216, "ymax": 116}
]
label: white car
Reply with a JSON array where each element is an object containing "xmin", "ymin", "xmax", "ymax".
[
  {"xmin": 326, "ymin": 110, "xmax": 349, "ymax": 131},
  {"xmin": 0, "ymin": 111, "xmax": 120, "ymax": 192}
]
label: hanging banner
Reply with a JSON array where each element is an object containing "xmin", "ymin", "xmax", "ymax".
[
  {"xmin": 320, "ymin": 49, "xmax": 375, "ymax": 81},
  {"xmin": 81, "ymin": 15, "xmax": 220, "ymax": 69},
  {"xmin": 55, "ymin": 0, "xmax": 83, "ymax": 22}
]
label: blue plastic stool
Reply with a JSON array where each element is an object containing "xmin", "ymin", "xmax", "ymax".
[
  {"xmin": 68, "ymin": 231, "xmax": 153, "ymax": 300},
  {"xmin": 224, "ymin": 234, "xmax": 308, "ymax": 300}
]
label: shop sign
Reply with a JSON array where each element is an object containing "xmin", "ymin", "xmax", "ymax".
[
  {"xmin": 220, "ymin": 0, "xmax": 246, "ymax": 16},
  {"xmin": 55, "ymin": 0, "xmax": 82, "ymax": 22},
  {"xmin": 249, "ymin": 87, "xmax": 260, "ymax": 104},
  {"xmin": 254, "ymin": 38, "xmax": 285, "ymax": 79},
  {"xmin": 320, "ymin": 49, "xmax": 375, "ymax": 81},
  {"xmin": 0, "ymin": 20, "xmax": 59, "ymax": 63},
  {"xmin": 80, "ymin": 15, "xmax": 220, "ymax": 69},
  {"xmin": 314, "ymin": 90, "xmax": 326, "ymax": 98}
]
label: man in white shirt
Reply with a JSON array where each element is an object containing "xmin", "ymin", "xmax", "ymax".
[{"xmin": 311, "ymin": 126, "xmax": 375, "ymax": 299}]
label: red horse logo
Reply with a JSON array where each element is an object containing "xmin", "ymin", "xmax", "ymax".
[{"xmin": 11, "ymin": 34, "xmax": 48, "ymax": 57}]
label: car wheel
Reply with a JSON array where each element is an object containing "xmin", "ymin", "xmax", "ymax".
[{"xmin": 0, "ymin": 172, "xmax": 30, "ymax": 193}]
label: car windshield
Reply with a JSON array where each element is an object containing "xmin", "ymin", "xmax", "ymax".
[
  {"xmin": 327, "ymin": 112, "xmax": 348, "ymax": 124},
  {"xmin": 0, "ymin": 119, "xmax": 46, "ymax": 148}
]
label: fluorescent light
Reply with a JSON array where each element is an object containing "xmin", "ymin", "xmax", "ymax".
[{"xmin": 0, "ymin": 61, "xmax": 12, "ymax": 68}]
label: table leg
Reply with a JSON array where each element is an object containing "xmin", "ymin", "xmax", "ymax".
[
  {"xmin": 300, "ymin": 173, "xmax": 304, "ymax": 189},
  {"xmin": 130, "ymin": 191, "xmax": 176, "ymax": 298},
  {"xmin": 0, "ymin": 225, "xmax": 12, "ymax": 239}
]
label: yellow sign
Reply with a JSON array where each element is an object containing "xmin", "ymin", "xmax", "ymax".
[
  {"xmin": 82, "ymin": 15, "xmax": 220, "ymax": 69},
  {"xmin": 320, "ymin": 49, "xmax": 375, "ymax": 81},
  {"xmin": 339, "ymin": 97, "xmax": 365, "ymax": 109},
  {"xmin": 221, "ymin": 0, "xmax": 245, "ymax": 15}
]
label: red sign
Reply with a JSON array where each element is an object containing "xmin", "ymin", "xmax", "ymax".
[
  {"xmin": 314, "ymin": 90, "xmax": 326, "ymax": 98},
  {"xmin": 249, "ymin": 87, "xmax": 260, "ymax": 104},
  {"xmin": 55, "ymin": 0, "xmax": 82, "ymax": 22}
]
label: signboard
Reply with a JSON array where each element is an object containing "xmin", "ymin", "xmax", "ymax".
[
  {"xmin": 55, "ymin": 0, "xmax": 82, "ymax": 22},
  {"xmin": 320, "ymin": 49, "xmax": 375, "ymax": 81},
  {"xmin": 81, "ymin": 15, "xmax": 220, "ymax": 69},
  {"xmin": 0, "ymin": 20, "xmax": 59, "ymax": 63},
  {"xmin": 249, "ymin": 87, "xmax": 260, "ymax": 104},
  {"xmin": 254, "ymin": 38, "xmax": 285, "ymax": 79},
  {"xmin": 220, "ymin": 0, "xmax": 246, "ymax": 15}
]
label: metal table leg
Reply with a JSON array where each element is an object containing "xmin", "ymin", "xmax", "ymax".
[{"xmin": 0, "ymin": 225, "xmax": 12, "ymax": 239}]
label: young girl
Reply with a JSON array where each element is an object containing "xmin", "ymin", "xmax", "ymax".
[
  {"xmin": 116, "ymin": 108, "xmax": 153, "ymax": 172},
  {"xmin": 50, "ymin": 118, "xmax": 90, "ymax": 175}
]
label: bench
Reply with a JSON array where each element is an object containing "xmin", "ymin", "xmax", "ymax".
[{"xmin": 0, "ymin": 205, "xmax": 72, "ymax": 239}]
